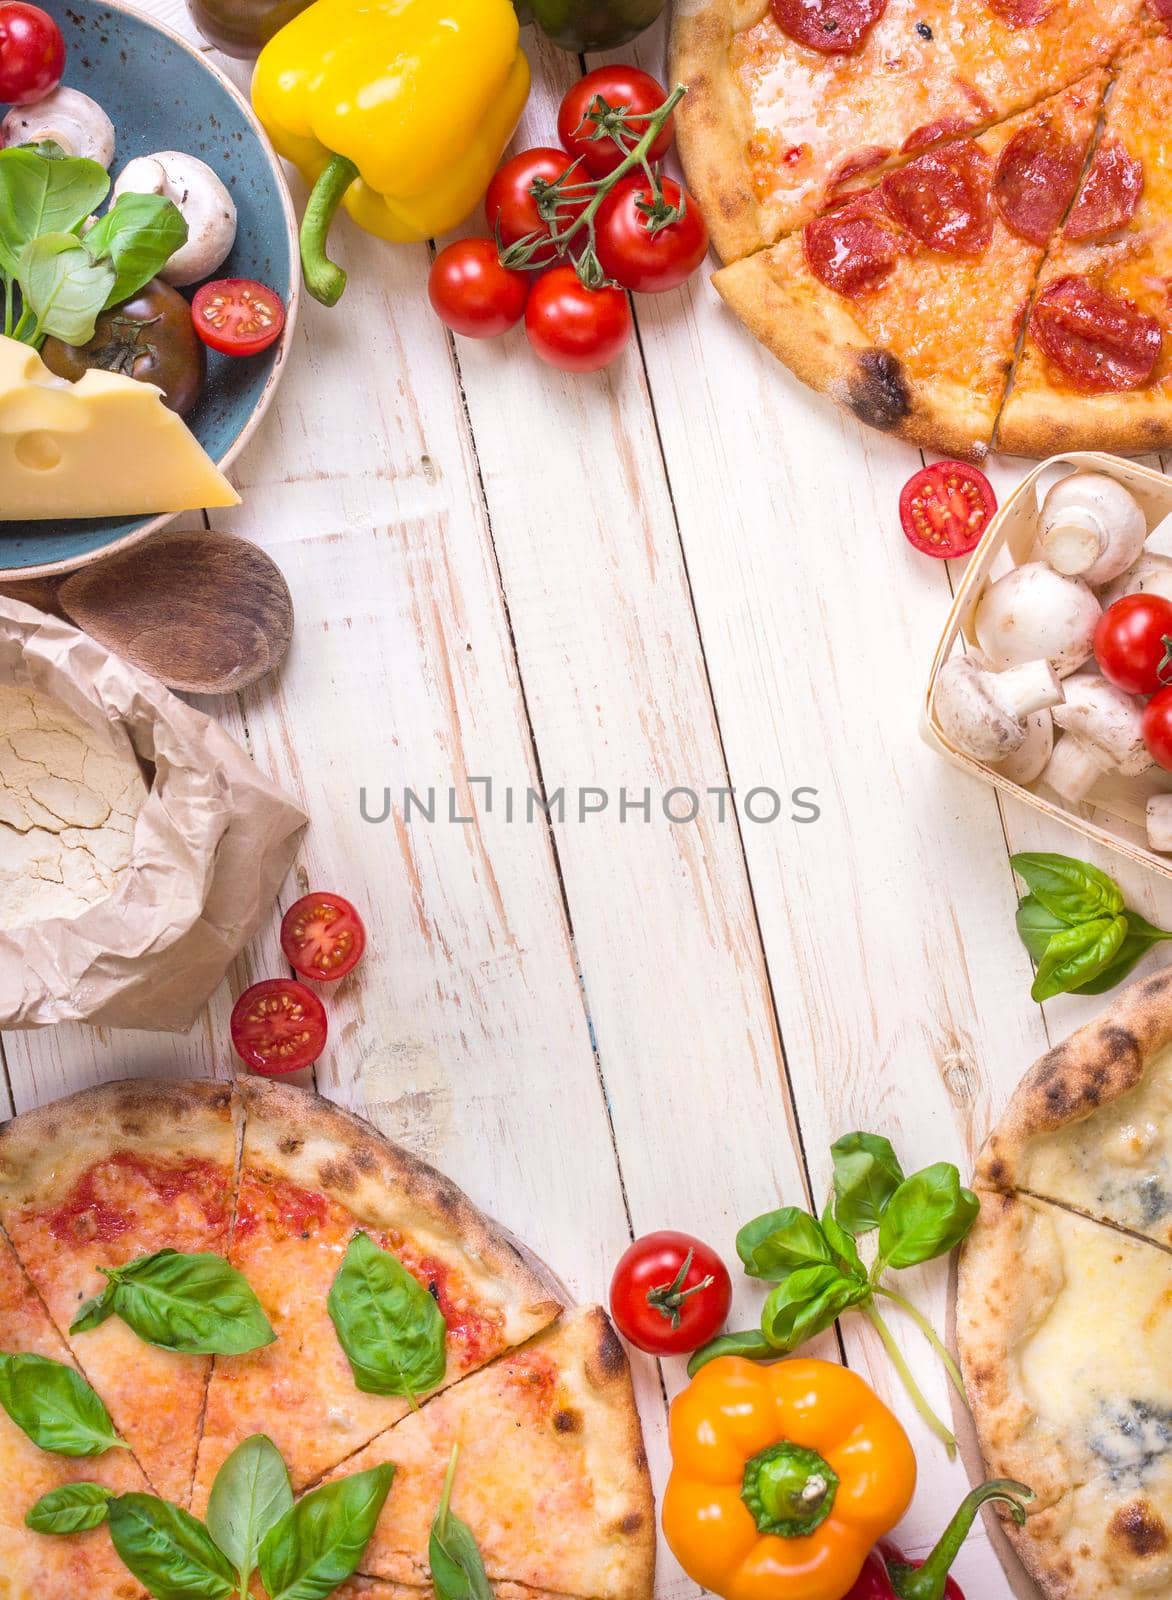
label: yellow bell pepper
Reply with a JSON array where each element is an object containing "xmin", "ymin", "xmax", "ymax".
[{"xmin": 252, "ymin": 0, "xmax": 530, "ymax": 305}]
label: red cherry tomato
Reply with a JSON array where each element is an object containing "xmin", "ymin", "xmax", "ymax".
[
  {"xmin": 899, "ymin": 461, "xmax": 997, "ymax": 558},
  {"xmin": 230, "ymin": 979, "xmax": 327, "ymax": 1075},
  {"xmin": 1144, "ymin": 687, "xmax": 1172, "ymax": 769},
  {"xmin": 485, "ymin": 147, "xmax": 589, "ymax": 258},
  {"xmin": 595, "ymin": 178, "xmax": 710, "ymax": 294},
  {"xmin": 610, "ymin": 1231, "xmax": 732, "ymax": 1355},
  {"xmin": 0, "ymin": 3, "xmax": 64, "ymax": 106},
  {"xmin": 280, "ymin": 892, "xmax": 366, "ymax": 982},
  {"xmin": 558, "ymin": 66, "xmax": 674, "ymax": 178},
  {"xmin": 191, "ymin": 279, "xmax": 285, "ymax": 357},
  {"xmin": 1094, "ymin": 594, "xmax": 1172, "ymax": 696},
  {"xmin": 429, "ymin": 238, "xmax": 529, "ymax": 338},
  {"xmin": 524, "ymin": 268, "xmax": 631, "ymax": 373}
]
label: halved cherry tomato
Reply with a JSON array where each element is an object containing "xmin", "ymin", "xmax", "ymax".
[
  {"xmin": 558, "ymin": 67, "xmax": 674, "ymax": 177},
  {"xmin": 610, "ymin": 1231, "xmax": 731, "ymax": 1355},
  {"xmin": 191, "ymin": 278, "xmax": 286, "ymax": 357},
  {"xmin": 0, "ymin": 3, "xmax": 64, "ymax": 105},
  {"xmin": 429, "ymin": 238, "xmax": 529, "ymax": 338},
  {"xmin": 280, "ymin": 892, "xmax": 366, "ymax": 981},
  {"xmin": 485, "ymin": 147, "xmax": 589, "ymax": 257},
  {"xmin": 230, "ymin": 979, "xmax": 327, "ymax": 1075},
  {"xmin": 1094, "ymin": 593, "xmax": 1172, "ymax": 696},
  {"xmin": 525, "ymin": 267, "xmax": 631, "ymax": 372},
  {"xmin": 899, "ymin": 461, "xmax": 997, "ymax": 557},
  {"xmin": 595, "ymin": 178, "xmax": 710, "ymax": 294},
  {"xmin": 1144, "ymin": 686, "xmax": 1172, "ymax": 769}
]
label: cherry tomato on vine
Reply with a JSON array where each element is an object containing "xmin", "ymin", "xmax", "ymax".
[
  {"xmin": 429, "ymin": 238, "xmax": 529, "ymax": 339},
  {"xmin": 281, "ymin": 892, "xmax": 366, "ymax": 981},
  {"xmin": 0, "ymin": 3, "xmax": 64, "ymax": 105},
  {"xmin": 1094, "ymin": 593, "xmax": 1172, "ymax": 696},
  {"xmin": 230, "ymin": 979, "xmax": 327, "ymax": 1075},
  {"xmin": 524, "ymin": 267, "xmax": 631, "ymax": 372},
  {"xmin": 558, "ymin": 66, "xmax": 675, "ymax": 177},
  {"xmin": 1144, "ymin": 687, "xmax": 1172, "ymax": 769},
  {"xmin": 899, "ymin": 461, "xmax": 997, "ymax": 558},
  {"xmin": 595, "ymin": 178, "xmax": 710, "ymax": 293},
  {"xmin": 191, "ymin": 278, "xmax": 285, "ymax": 357},
  {"xmin": 485, "ymin": 147, "xmax": 589, "ymax": 254},
  {"xmin": 610, "ymin": 1231, "xmax": 731, "ymax": 1355}
]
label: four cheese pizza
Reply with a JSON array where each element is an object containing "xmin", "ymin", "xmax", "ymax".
[
  {"xmin": 672, "ymin": 0, "xmax": 1172, "ymax": 456},
  {"xmin": 0, "ymin": 1079, "xmax": 655, "ymax": 1600}
]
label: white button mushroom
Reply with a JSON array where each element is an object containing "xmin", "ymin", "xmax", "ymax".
[
  {"xmin": 1038, "ymin": 473, "xmax": 1148, "ymax": 587},
  {"xmin": 1100, "ymin": 515, "xmax": 1172, "ymax": 609},
  {"xmin": 112, "ymin": 151, "xmax": 237, "ymax": 286},
  {"xmin": 934, "ymin": 655, "xmax": 1063, "ymax": 766},
  {"xmin": 1, "ymin": 88, "xmax": 115, "ymax": 168},
  {"xmin": 993, "ymin": 711, "xmax": 1054, "ymax": 786},
  {"xmin": 1147, "ymin": 794, "xmax": 1172, "ymax": 854},
  {"xmin": 974, "ymin": 563, "xmax": 1100, "ymax": 678},
  {"xmin": 1041, "ymin": 675, "xmax": 1153, "ymax": 803}
]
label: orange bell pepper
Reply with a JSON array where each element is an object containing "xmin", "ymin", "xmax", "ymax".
[{"xmin": 663, "ymin": 1357, "xmax": 917, "ymax": 1600}]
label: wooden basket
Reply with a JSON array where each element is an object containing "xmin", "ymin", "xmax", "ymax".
[{"xmin": 922, "ymin": 452, "xmax": 1172, "ymax": 879}]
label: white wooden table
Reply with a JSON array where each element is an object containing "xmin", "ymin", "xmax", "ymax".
[{"xmin": 5, "ymin": 7, "xmax": 1168, "ymax": 1595}]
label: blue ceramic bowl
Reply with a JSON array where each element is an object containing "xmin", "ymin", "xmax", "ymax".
[{"xmin": 0, "ymin": 0, "xmax": 299, "ymax": 578}]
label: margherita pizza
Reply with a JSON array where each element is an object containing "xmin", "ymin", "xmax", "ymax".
[
  {"xmin": 0, "ymin": 1079, "xmax": 655, "ymax": 1600},
  {"xmin": 672, "ymin": 0, "xmax": 1172, "ymax": 456}
]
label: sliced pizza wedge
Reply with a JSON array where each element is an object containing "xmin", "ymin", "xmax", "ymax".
[
  {"xmin": 324, "ymin": 1307, "xmax": 654, "ymax": 1600},
  {"xmin": 0, "ymin": 1231, "xmax": 151, "ymax": 1600},
  {"xmin": 191, "ymin": 1079, "xmax": 563, "ymax": 1506},
  {"xmin": 0, "ymin": 1079, "xmax": 238, "ymax": 1507},
  {"xmin": 712, "ymin": 74, "xmax": 1107, "ymax": 458},
  {"xmin": 672, "ymin": 0, "xmax": 1146, "ymax": 258},
  {"xmin": 998, "ymin": 33, "xmax": 1172, "ymax": 453},
  {"xmin": 958, "ymin": 1188, "xmax": 1172, "ymax": 1598},
  {"xmin": 975, "ymin": 969, "xmax": 1172, "ymax": 1248}
]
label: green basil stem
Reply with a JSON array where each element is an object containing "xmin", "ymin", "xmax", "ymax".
[
  {"xmin": 872, "ymin": 1285, "xmax": 968, "ymax": 1403},
  {"xmin": 300, "ymin": 154, "xmax": 360, "ymax": 308},
  {"xmin": 436, "ymin": 1444, "xmax": 459, "ymax": 1540},
  {"xmin": 861, "ymin": 1303, "xmax": 957, "ymax": 1458},
  {"xmin": 4, "ymin": 277, "xmax": 13, "ymax": 338},
  {"xmin": 885, "ymin": 1481, "xmax": 1033, "ymax": 1600}
]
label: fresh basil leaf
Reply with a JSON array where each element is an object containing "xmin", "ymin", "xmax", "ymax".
[
  {"xmin": 735, "ymin": 1209, "xmax": 833, "ymax": 1280},
  {"xmin": 685, "ymin": 1329, "xmax": 773, "ymax": 1377},
  {"xmin": 107, "ymin": 1494, "xmax": 237, "ymax": 1600},
  {"xmin": 877, "ymin": 1164, "xmax": 979, "ymax": 1270},
  {"xmin": 760, "ymin": 1265, "xmax": 869, "ymax": 1351},
  {"xmin": 25, "ymin": 1481, "xmax": 113, "ymax": 1533},
  {"xmin": 16, "ymin": 232, "xmax": 114, "ymax": 344},
  {"xmin": 76, "ymin": 1250, "xmax": 275, "ymax": 1356},
  {"xmin": 1030, "ymin": 914, "xmax": 1128, "ymax": 1003},
  {"xmin": 830, "ymin": 1132, "xmax": 905, "ymax": 1236},
  {"xmin": 84, "ymin": 192, "xmax": 188, "ymax": 308},
  {"xmin": 1010, "ymin": 852, "xmax": 1124, "ymax": 924},
  {"xmin": 429, "ymin": 1449, "xmax": 492, "ymax": 1600},
  {"xmin": 0, "ymin": 1351, "xmax": 125, "ymax": 1456},
  {"xmin": 820, "ymin": 1202, "xmax": 864, "ymax": 1276},
  {"xmin": 327, "ymin": 1232, "xmax": 446, "ymax": 1398},
  {"xmin": 257, "ymin": 1463, "xmax": 395, "ymax": 1600},
  {"xmin": 1015, "ymin": 894, "xmax": 1067, "ymax": 963},
  {"xmin": 0, "ymin": 147, "xmax": 109, "ymax": 277},
  {"xmin": 70, "ymin": 1286, "xmax": 116, "ymax": 1334},
  {"xmin": 1072, "ymin": 912, "xmax": 1168, "ymax": 995},
  {"xmin": 206, "ymin": 1434, "xmax": 292, "ymax": 1592}
]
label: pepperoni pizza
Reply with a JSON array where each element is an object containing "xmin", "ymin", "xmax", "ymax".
[{"xmin": 673, "ymin": 0, "xmax": 1172, "ymax": 456}]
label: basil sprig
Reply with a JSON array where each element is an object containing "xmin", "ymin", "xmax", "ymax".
[
  {"xmin": 689, "ymin": 1132, "xmax": 977, "ymax": 1457},
  {"xmin": 71, "ymin": 1250, "xmax": 276, "ymax": 1356},
  {"xmin": 0, "ymin": 1351, "xmax": 125, "ymax": 1456},
  {"xmin": 26, "ymin": 1481, "xmax": 113, "ymax": 1533},
  {"xmin": 258, "ymin": 1464, "xmax": 395, "ymax": 1600},
  {"xmin": 1011, "ymin": 852, "xmax": 1172, "ymax": 1002},
  {"xmin": 207, "ymin": 1435, "xmax": 293, "ymax": 1596},
  {"xmin": 327, "ymin": 1232, "xmax": 446, "ymax": 1399},
  {"xmin": 429, "ymin": 1445, "xmax": 493, "ymax": 1600}
]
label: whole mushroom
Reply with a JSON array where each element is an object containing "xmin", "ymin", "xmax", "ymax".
[
  {"xmin": 1100, "ymin": 515, "xmax": 1172, "ymax": 609},
  {"xmin": 1, "ymin": 88, "xmax": 115, "ymax": 168},
  {"xmin": 112, "ymin": 152, "xmax": 237, "ymax": 286},
  {"xmin": 1041, "ymin": 675, "xmax": 1153, "ymax": 803},
  {"xmin": 974, "ymin": 563, "xmax": 1100, "ymax": 678},
  {"xmin": 1147, "ymin": 794, "xmax": 1172, "ymax": 854},
  {"xmin": 1038, "ymin": 473, "xmax": 1147, "ymax": 587},
  {"xmin": 934, "ymin": 656, "xmax": 1063, "ymax": 766}
]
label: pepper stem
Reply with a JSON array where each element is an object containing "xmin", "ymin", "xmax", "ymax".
[
  {"xmin": 741, "ymin": 1441, "xmax": 839, "ymax": 1538},
  {"xmin": 300, "ymin": 154, "xmax": 359, "ymax": 308},
  {"xmin": 887, "ymin": 1480, "xmax": 1034, "ymax": 1600}
]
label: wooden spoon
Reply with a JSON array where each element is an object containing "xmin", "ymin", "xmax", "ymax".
[{"xmin": 1, "ymin": 530, "xmax": 293, "ymax": 695}]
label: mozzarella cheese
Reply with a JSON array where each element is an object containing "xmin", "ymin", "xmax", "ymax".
[
  {"xmin": 0, "ymin": 334, "xmax": 239, "ymax": 518},
  {"xmin": 0, "ymin": 684, "xmax": 145, "ymax": 928}
]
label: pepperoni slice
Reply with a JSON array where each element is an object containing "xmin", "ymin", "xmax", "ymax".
[
  {"xmin": 1065, "ymin": 142, "xmax": 1144, "ymax": 241},
  {"xmin": 804, "ymin": 195, "xmax": 903, "ymax": 296},
  {"xmin": 1031, "ymin": 275, "xmax": 1162, "ymax": 391},
  {"xmin": 901, "ymin": 116, "xmax": 979, "ymax": 155},
  {"xmin": 993, "ymin": 123, "xmax": 1084, "ymax": 245},
  {"xmin": 825, "ymin": 145, "xmax": 892, "ymax": 201},
  {"xmin": 880, "ymin": 143, "xmax": 994, "ymax": 256},
  {"xmin": 986, "ymin": 0, "xmax": 1056, "ymax": 25},
  {"xmin": 770, "ymin": 0, "xmax": 888, "ymax": 54},
  {"xmin": 1148, "ymin": 0, "xmax": 1172, "ymax": 26}
]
